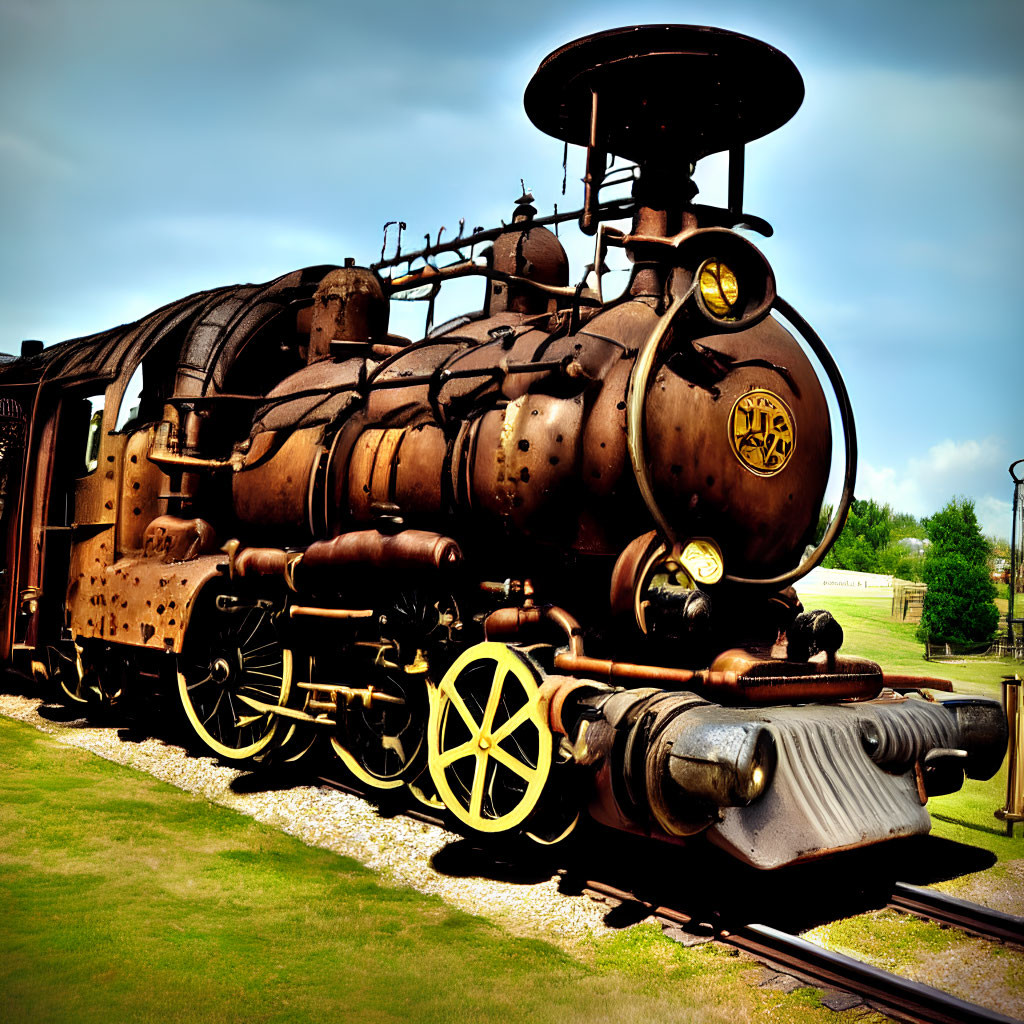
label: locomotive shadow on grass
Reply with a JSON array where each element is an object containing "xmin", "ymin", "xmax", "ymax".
[
  {"xmin": 428, "ymin": 820, "xmax": 995, "ymax": 936},
  {"xmin": 929, "ymin": 811, "xmax": 1009, "ymax": 838}
]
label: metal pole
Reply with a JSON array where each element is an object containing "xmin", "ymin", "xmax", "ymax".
[
  {"xmin": 1010, "ymin": 460, "xmax": 1023, "ymax": 652},
  {"xmin": 996, "ymin": 674, "xmax": 1023, "ymax": 837}
]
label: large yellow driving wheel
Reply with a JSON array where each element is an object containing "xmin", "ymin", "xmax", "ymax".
[{"xmin": 428, "ymin": 642, "xmax": 552, "ymax": 833}]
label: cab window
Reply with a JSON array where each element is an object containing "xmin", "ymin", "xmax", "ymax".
[{"xmin": 78, "ymin": 394, "xmax": 105, "ymax": 476}]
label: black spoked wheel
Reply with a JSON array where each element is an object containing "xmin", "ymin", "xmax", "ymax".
[
  {"xmin": 332, "ymin": 660, "xmax": 429, "ymax": 789},
  {"xmin": 330, "ymin": 588, "xmax": 462, "ymax": 790},
  {"xmin": 50, "ymin": 642, "xmax": 120, "ymax": 708},
  {"xmin": 177, "ymin": 597, "xmax": 292, "ymax": 761}
]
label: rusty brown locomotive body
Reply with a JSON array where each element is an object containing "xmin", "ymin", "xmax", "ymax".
[{"xmin": 0, "ymin": 26, "xmax": 1006, "ymax": 867}]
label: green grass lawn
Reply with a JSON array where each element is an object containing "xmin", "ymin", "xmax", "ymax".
[
  {"xmin": 0, "ymin": 717, "xmax": 849, "ymax": 1024},
  {"xmin": 802, "ymin": 594, "xmax": 1019, "ymax": 696}
]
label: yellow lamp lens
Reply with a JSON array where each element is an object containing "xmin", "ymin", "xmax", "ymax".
[{"xmin": 699, "ymin": 260, "xmax": 740, "ymax": 317}]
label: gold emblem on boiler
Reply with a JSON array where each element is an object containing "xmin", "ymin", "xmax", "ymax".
[{"xmin": 729, "ymin": 389, "xmax": 796, "ymax": 477}]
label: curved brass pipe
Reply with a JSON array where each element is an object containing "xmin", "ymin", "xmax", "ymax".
[
  {"xmin": 624, "ymin": 288, "xmax": 858, "ymax": 590},
  {"xmin": 722, "ymin": 296, "xmax": 857, "ymax": 587},
  {"xmin": 483, "ymin": 604, "xmax": 584, "ymax": 657},
  {"xmin": 624, "ymin": 277, "xmax": 694, "ymax": 547}
]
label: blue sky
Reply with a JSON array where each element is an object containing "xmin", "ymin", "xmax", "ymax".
[{"xmin": 1, "ymin": 0, "xmax": 1021, "ymax": 537}]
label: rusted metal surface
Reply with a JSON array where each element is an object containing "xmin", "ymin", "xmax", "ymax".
[
  {"xmin": 554, "ymin": 652, "xmax": 715, "ymax": 686},
  {"xmin": 484, "ymin": 604, "xmax": 585, "ymax": 656},
  {"xmin": 308, "ymin": 265, "xmax": 389, "ymax": 363},
  {"xmin": 231, "ymin": 545, "xmax": 290, "ymax": 577},
  {"xmin": 0, "ymin": 22, "xmax": 1009, "ymax": 868},
  {"xmin": 552, "ymin": 648, "xmax": 883, "ymax": 704},
  {"xmin": 299, "ymin": 528, "xmax": 461, "ymax": 576},
  {"xmin": 524, "ymin": 25, "xmax": 804, "ymax": 166},
  {"xmin": 232, "ymin": 427, "xmax": 324, "ymax": 534},
  {"xmin": 643, "ymin": 314, "xmax": 831, "ymax": 580},
  {"xmin": 142, "ymin": 515, "xmax": 218, "ymax": 563},
  {"xmin": 69, "ymin": 553, "xmax": 223, "ymax": 652},
  {"xmin": 489, "ymin": 219, "xmax": 569, "ymax": 315},
  {"xmin": 707, "ymin": 649, "xmax": 884, "ymax": 703}
]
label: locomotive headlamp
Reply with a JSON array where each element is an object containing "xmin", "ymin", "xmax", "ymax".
[
  {"xmin": 698, "ymin": 259, "xmax": 740, "ymax": 318},
  {"xmin": 666, "ymin": 227, "xmax": 776, "ymax": 332},
  {"xmin": 665, "ymin": 713, "xmax": 778, "ymax": 807}
]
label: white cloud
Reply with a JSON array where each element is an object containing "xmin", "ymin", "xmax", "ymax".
[
  {"xmin": 856, "ymin": 461, "xmax": 922, "ymax": 512},
  {"xmin": 914, "ymin": 438, "xmax": 1003, "ymax": 476},
  {"xmin": 856, "ymin": 436, "xmax": 1009, "ymax": 530},
  {"xmin": 976, "ymin": 496, "xmax": 1013, "ymax": 541}
]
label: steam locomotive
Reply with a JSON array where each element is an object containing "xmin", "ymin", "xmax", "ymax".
[{"xmin": 0, "ymin": 25, "xmax": 1006, "ymax": 868}]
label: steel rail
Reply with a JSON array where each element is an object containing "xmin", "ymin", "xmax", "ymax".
[
  {"xmin": 579, "ymin": 878, "xmax": 1021, "ymax": 1024},
  {"xmin": 719, "ymin": 921, "xmax": 1019, "ymax": 1024},
  {"xmin": 888, "ymin": 882, "xmax": 1024, "ymax": 947}
]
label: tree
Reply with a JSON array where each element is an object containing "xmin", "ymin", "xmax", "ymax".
[
  {"xmin": 891, "ymin": 511, "xmax": 926, "ymax": 541},
  {"xmin": 823, "ymin": 498, "xmax": 891, "ymax": 569},
  {"xmin": 821, "ymin": 498, "xmax": 924, "ymax": 579},
  {"xmin": 988, "ymin": 534, "xmax": 1011, "ymax": 562},
  {"xmin": 916, "ymin": 497, "xmax": 999, "ymax": 645}
]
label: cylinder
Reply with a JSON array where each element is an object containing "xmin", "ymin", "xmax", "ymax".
[{"xmin": 298, "ymin": 528, "xmax": 461, "ymax": 582}]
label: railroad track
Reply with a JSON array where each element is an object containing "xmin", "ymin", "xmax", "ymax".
[
  {"xmin": 8, "ymin": 695, "xmax": 1018, "ymax": 1023},
  {"xmin": 318, "ymin": 773, "xmax": 1023, "ymax": 1023},
  {"xmin": 718, "ymin": 920, "xmax": 1019, "ymax": 1024},
  {"xmin": 888, "ymin": 882, "xmax": 1024, "ymax": 947},
  {"xmin": 581, "ymin": 877, "xmax": 1023, "ymax": 1024}
]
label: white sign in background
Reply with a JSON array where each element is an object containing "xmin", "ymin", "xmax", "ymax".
[{"xmin": 795, "ymin": 567, "xmax": 896, "ymax": 597}]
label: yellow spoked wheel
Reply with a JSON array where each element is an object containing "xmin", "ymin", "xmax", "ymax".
[
  {"xmin": 407, "ymin": 770, "xmax": 446, "ymax": 810},
  {"xmin": 329, "ymin": 661, "xmax": 428, "ymax": 791},
  {"xmin": 329, "ymin": 588, "xmax": 460, "ymax": 791},
  {"xmin": 428, "ymin": 642, "xmax": 552, "ymax": 833},
  {"xmin": 178, "ymin": 599, "xmax": 292, "ymax": 761}
]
